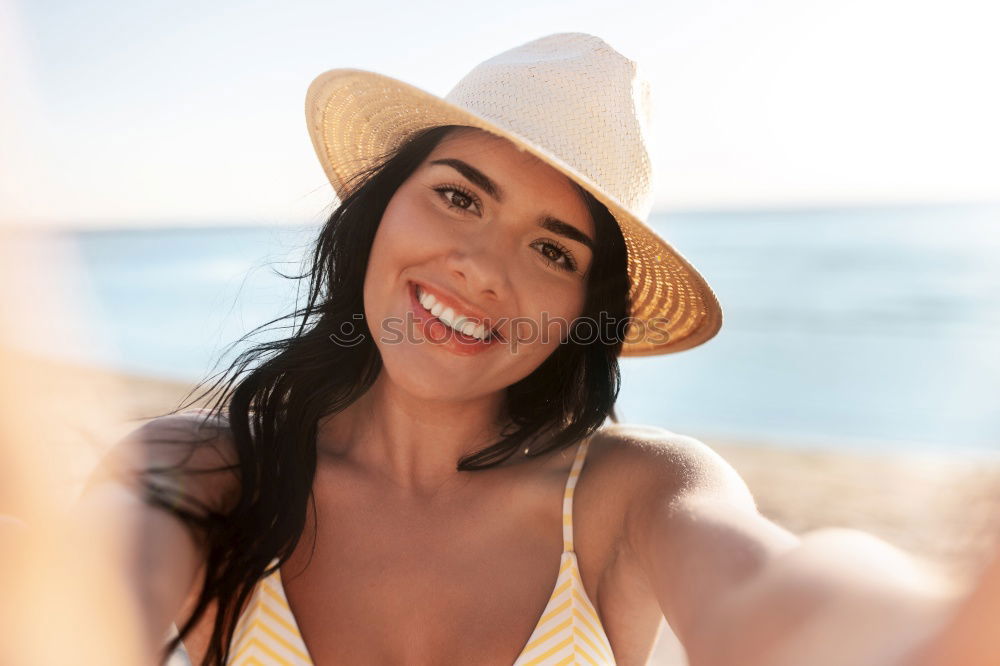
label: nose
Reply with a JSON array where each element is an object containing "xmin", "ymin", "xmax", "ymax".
[{"xmin": 444, "ymin": 229, "xmax": 512, "ymax": 302}]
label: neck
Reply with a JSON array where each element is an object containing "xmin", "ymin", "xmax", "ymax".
[{"xmin": 316, "ymin": 372, "xmax": 514, "ymax": 496}]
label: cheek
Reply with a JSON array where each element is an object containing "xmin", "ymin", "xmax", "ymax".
[
  {"xmin": 514, "ymin": 285, "xmax": 587, "ymax": 349},
  {"xmin": 363, "ymin": 195, "xmax": 446, "ymax": 313},
  {"xmin": 362, "ymin": 213, "xmax": 405, "ymax": 321},
  {"xmin": 375, "ymin": 193, "xmax": 451, "ymax": 260}
]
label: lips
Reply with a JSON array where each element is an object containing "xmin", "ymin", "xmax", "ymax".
[
  {"xmin": 416, "ymin": 289, "xmax": 490, "ymax": 341},
  {"xmin": 406, "ymin": 281, "xmax": 504, "ymax": 355},
  {"xmin": 409, "ymin": 281, "xmax": 505, "ymax": 343}
]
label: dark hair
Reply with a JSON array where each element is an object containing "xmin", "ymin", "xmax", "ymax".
[{"xmin": 150, "ymin": 124, "xmax": 631, "ymax": 665}]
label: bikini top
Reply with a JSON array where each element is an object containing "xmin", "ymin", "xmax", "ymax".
[{"xmin": 223, "ymin": 437, "xmax": 615, "ymax": 665}]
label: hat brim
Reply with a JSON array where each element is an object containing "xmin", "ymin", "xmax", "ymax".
[{"xmin": 305, "ymin": 69, "xmax": 723, "ymax": 356}]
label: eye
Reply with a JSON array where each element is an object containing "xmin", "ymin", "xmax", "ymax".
[
  {"xmin": 432, "ymin": 184, "xmax": 482, "ymax": 216},
  {"xmin": 532, "ymin": 239, "xmax": 579, "ymax": 273}
]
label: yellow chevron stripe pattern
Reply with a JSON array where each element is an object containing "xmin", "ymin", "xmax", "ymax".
[
  {"xmin": 512, "ymin": 438, "xmax": 615, "ymax": 665},
  {"xmin": 220, "ymin": 437, "xmax": 613, "ymax": 665},
  {"xmin": 227, "ymin": 572, "xmax": 312, "ymax": 665}
]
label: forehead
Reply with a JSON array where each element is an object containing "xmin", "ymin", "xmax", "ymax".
[{"xmin": 421, "ymin": 128, "xmax": 594, "ymax": 231}]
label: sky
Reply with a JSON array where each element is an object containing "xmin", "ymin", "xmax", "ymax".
[{"xmin": 2, "ymin": 0, "xmax": 998, "ymax": 228}]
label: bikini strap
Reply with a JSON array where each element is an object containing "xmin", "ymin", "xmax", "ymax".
[{"xmin": 562, "ymin": 436, "xmax": 592, "ymax": 552}]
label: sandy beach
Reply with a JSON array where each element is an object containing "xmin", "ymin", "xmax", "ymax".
[{"xmin": 18, "ymin": 354, "xmax": 1000, "ymax": 666}]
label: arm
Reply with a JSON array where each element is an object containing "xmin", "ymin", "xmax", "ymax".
[
  {"xmin": 620, "ymin": 427, "xmax": 962, "ymax": 666},
  {"xmin": 912, "ymin": 543, "xmax": 1000, "ymax": 666},
  {"xmin": 70, "ymin": 410, "xmax": 239, "ymax": 664},
  {"xmin": 708, "ymin": 527, "xmax": 961, "ymax": 666}
]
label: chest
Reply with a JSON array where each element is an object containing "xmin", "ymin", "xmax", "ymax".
[
  {"xmin": 179, "ymin": 445, "xmax": 666, "ymax": 665},
  {"xmin": 278, "ymin": 468, "xmax": 573, "ymax": 664}
]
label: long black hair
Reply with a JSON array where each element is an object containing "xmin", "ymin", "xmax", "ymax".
[{"xmin": 149, "ymin": 124, "xmax": 631, "ymax": 665}]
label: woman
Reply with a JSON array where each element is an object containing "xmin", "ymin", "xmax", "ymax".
[{"xmin": 82, "ymin": 34, "xmax": 960, "ymax": 665}]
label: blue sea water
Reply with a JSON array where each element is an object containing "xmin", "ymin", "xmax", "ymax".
[{"xmin": 61, "ymin": 203, "xmax": 1000, "ymax": 455}]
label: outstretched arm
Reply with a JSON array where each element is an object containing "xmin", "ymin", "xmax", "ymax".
[
  {"xmin": 70, "ymin": 410, "xmax": 239, "ymax": 664},
  {"xmin": 618, "ymin": 426, "xmax": 963, "ymax": 666}
]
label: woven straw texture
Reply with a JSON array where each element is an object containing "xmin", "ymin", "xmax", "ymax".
[{"xmin": 305, "ymin": 33, "xmax": 722, "ymax": 356}]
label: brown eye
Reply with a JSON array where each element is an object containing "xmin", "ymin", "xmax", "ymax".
[
  {"xmin": 432, "ymin": 185, "xmax": 482, "ymax": 216},
  {"xmin": 446, "ymin": 190, "xmax": 473, "ymax": 209},
  {"xmin": 531, "ymin": 240, "xmax": 578, "ymax": 272}
]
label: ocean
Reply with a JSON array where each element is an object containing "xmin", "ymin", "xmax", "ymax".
[{"xmin": 59, "ymin": 203, "xmax": 1000, "ymax": 455}]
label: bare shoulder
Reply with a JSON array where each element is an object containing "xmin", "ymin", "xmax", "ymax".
[
  {"xmin": 589, "ymin": 422, "xmax": 755, "ymax": 508},
  {"xmin": 584, "ymin": 423, "xmax": 762, "ymax": 568},
  {"xmin": 586, "ymin": 424, "xmax": 798, "ymax": 660},
  {"xmin": 90, "ymin": 408, "xmax": 241, "ymax": 515}
]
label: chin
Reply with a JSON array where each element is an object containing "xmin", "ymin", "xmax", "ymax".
[
  {"xmin": 375, "ymin": 344, "xmax": 487, "ymax": 400},
  {"xmin": 377, "ymin": 343, "xmax": 553, "ymax": 405}
]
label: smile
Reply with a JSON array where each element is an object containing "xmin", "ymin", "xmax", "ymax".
[
  {"xmin": 407, "ymin": 281, "xmax": 505, "ymax": 354},
  {"xmin": 415, "ymin": 284, "xmax": 493, "ymax": 342}
]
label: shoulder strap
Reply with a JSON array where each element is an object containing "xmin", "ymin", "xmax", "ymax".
[{"xmin": 562, "ymin": 436, "xmax": 592, "ymax": 552}]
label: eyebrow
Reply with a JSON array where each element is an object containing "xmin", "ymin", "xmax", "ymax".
[
  {"xmin": 539, "ymin": 216, "xmax": 595, "ymax": 251},
  {"xmin": 429, "ymin": 158, "xmax": 504, "ymax": 202},
  {"xmin": 428, "ymin": 157, "xmax": 595, "ymax": 251}
]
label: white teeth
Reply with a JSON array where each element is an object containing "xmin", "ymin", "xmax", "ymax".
[{"xmin": 415, "ymin": 285, "xmax": 490, "ymax": 341}]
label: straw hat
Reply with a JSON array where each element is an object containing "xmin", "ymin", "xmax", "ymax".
[{"xmin": 304, "ymin": 32, "xmax": 722, "ymax": 356}]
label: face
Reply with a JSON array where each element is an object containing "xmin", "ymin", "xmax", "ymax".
[{"xmin": 363, "ymin": 128, "xmax": 596, "ymax": 403}]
